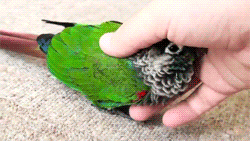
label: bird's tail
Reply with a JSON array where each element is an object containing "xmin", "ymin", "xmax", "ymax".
[
  {"xmin": 42, "ymin": 19, "xmax": 76, "ymax": 28},
  {"xmin": 0, "ymin": 30, "xmax": 45, "ymax": 58}
]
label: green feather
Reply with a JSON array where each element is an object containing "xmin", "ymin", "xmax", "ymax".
[{"xmin": 40, "ymin": 21, "xmax": 150, "ymax": 109}]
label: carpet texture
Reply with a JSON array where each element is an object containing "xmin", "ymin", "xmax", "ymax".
[{"xmin": 1, "ymin": 0, "xmax": 249, "ymax": 140}]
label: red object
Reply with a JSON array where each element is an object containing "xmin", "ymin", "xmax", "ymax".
[
  {"xmin": 0, "ymin": 30, "xmax": 45, "ymax": 58},
  {"xmin": 136, "ymin": 90, "xmax": 148, "ymax": 99}
]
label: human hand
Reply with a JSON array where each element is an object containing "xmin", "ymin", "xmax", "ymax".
[{"xmin": 100, "ymin": 0, "xmax": 250, "ymax": 127}]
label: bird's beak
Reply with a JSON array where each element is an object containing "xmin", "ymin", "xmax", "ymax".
[{"xmin": 0, "ymin": 30, "xmax": 45, "ymax": 58}]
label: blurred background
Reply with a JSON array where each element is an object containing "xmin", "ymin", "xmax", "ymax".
[{"xmin": 0, "ymin": 0, "xmax": 249, "ymax": 140}]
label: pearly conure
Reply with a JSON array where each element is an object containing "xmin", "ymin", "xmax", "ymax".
[{"xmin": 37, "ymin": 19, "xmax": 201, "ymax": 117}]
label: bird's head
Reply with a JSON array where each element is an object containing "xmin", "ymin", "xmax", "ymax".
[{"xmin": 146, "ymin": 39, "xmax": 196, "ymax": 75}]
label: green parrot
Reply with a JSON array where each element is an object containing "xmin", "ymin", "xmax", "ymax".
[{"xmin": 37, "ymin": 20, "xmax": 201, "ymax": 117}]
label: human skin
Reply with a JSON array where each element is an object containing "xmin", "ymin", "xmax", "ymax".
[
  {"xmin": 0, "ymin": 0, "xmax": 249, "ymax": 128},
  {"xmin": 99, "ymin": 0, "xmax": 250, "ymax": 127}
]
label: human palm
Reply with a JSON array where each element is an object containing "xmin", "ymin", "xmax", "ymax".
[{"xmin": 100, "ymin": 0, "xmax": 250, "ymax": 127}]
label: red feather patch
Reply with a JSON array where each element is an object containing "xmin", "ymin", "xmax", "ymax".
[{"xmin": 136, "ymin": 90, "xmax": 148, "ymax": 100}]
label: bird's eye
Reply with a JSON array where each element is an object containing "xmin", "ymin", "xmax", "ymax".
[{"xmin": 165, "ymin": 43, "xmax": 183, "ymax": 54}]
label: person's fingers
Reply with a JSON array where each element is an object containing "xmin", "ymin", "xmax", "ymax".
[
  {"xmin": 162, "ymin": 84, "xmax": 228, "ymax": 128},
  {"xmin": 100, "ymin": 0, "xmax": 249, "ymax": 57},
  {"xmin": 129, "ymin": 104, "xmax": 166, "ymax": 121}
]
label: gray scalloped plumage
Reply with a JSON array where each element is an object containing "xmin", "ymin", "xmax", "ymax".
[{"xmin": 130, "ymin": 39, "xmax": 197, "ymax": 105}]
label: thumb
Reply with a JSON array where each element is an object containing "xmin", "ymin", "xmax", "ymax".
[
  {"xmin": 100, "ymin": 0, "xmax": 170, "ymax": 57},
  {"xmin": 100, "ymin": 0, "xmax": 249, "ymax": 57}
]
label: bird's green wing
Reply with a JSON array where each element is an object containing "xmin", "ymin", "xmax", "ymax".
[{"xmin": 47, "ymin": 21, "xmax": 150, "ymax": 109}]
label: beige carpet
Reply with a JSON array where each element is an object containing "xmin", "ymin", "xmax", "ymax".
[{"xmin": 1, "ymin": 0, "xmax": 249, "ymax": 140}]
